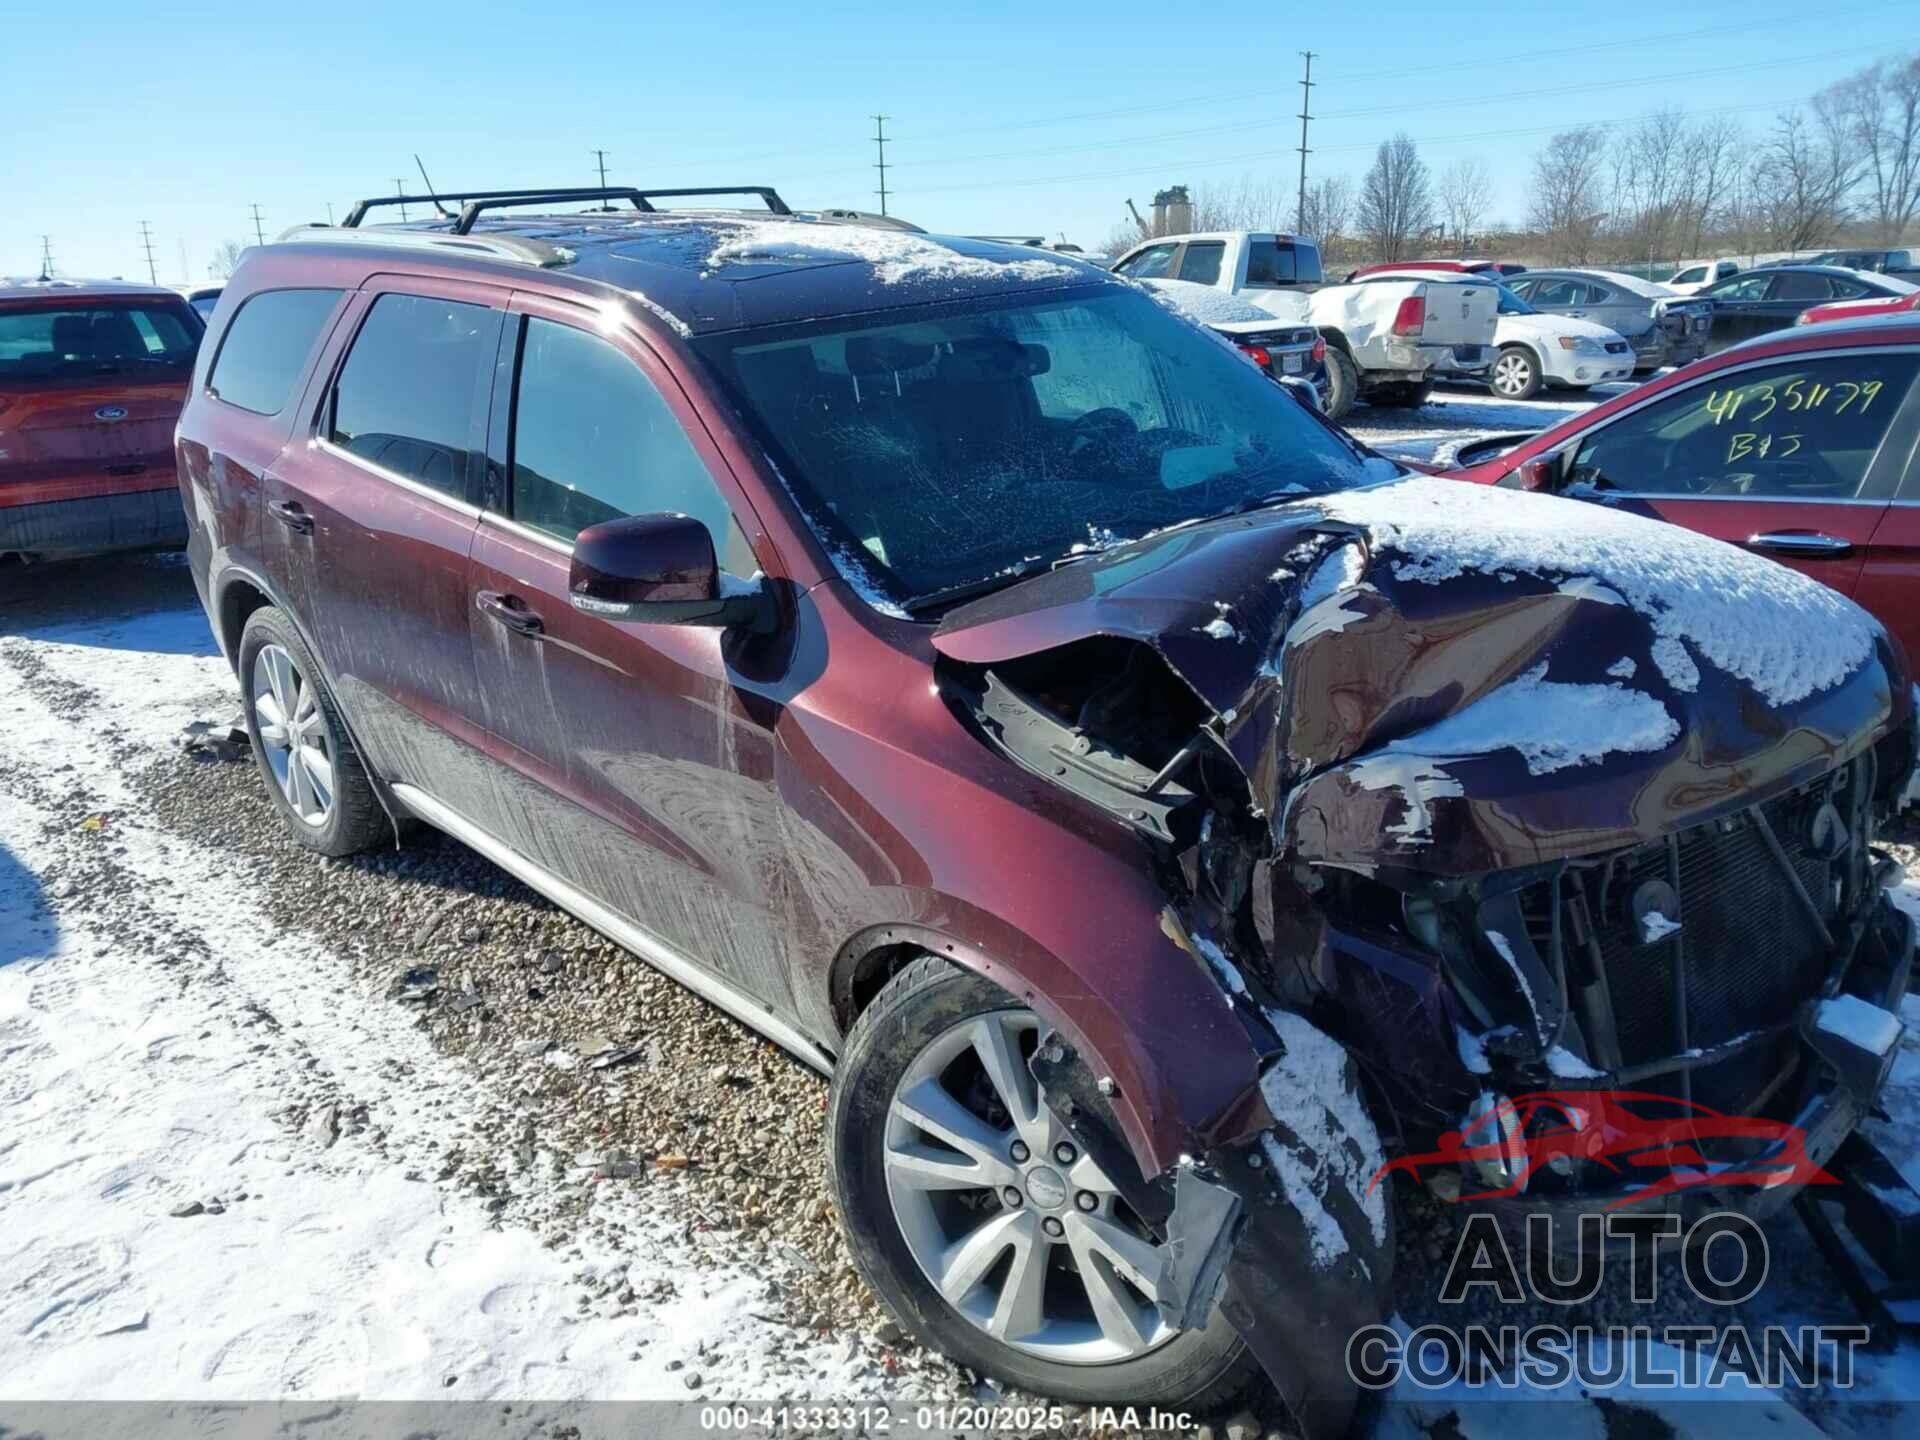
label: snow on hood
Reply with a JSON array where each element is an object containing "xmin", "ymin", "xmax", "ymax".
[
  {"xmin": 702, "ymin": 221, "xmax": 1079, "ymax": 286},
  {"xmin": 1497, "ymin": 312, "xmax": 1623, "ymax": 346},
  {"xmin": 1140, "ymin": 278, "xmax": 1279, "ymax": 328},
  {"xmin": 1316, "ymin": 478, "xmax": 1878, "ymax": 707}
]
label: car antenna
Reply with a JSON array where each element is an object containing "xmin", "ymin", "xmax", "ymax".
[{"xmin": 414, "ymin": 155, "xmax": 454, "ymax": 219}]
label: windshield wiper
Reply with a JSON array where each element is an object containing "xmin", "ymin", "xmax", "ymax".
[{"xmin": 902, "ymin": 560, "xmax": 1047, "ymax": 615}]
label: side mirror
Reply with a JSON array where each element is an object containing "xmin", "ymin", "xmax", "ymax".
[
  {"xmin": 568, "ymin": 513, "xmax": 774, "ymax": 632},
  {"xmin": 1510, "ymin": 448, "xmax": 1568, "ymax": 492}
]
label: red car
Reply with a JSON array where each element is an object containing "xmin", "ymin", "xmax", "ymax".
[
  {"xmin": 1, "ymin": 278, "xmax": 203, "ymax": 561},
  {"xmin": 1438, "ymin": 311, "xmax": 1920, "ymax": 666},
  {"xmin": 1799, "ymin": 290, "xmax": 1920, "ymax": 328}
]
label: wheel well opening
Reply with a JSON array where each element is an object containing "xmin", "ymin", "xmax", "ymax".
[
  {"xmin": 833, "ymin": 940, "xmax": 927, "ymax": 1035},
  {"xmin": 218, "ymin": 579, "xmax": 271, "ymax": 670}
]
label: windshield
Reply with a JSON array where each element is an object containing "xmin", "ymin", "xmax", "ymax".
[
  {"xmin": 0, "ymin": 300, "xmax": 200, "ymax": 385},
  {"xmin": 697, "ymin": 284, "xmax": 1396, "ymax": 611}
]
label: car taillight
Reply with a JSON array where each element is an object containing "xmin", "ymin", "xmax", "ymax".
[
  {"xmin": 1311, "ymin": 335, "xmax": 1326, "ymax": 363},
  {"xmin": 1236, "ymin": 342, "xmax": 1272, "ymax": 370},
  {"xmin": 1391, "ymin": 297, "xmax": 1424, "ymax": 337}
]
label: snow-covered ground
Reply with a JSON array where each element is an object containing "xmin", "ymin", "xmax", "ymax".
[
  {"xmin": 1344, "ymin": 380, "xmax": 1630, "ymax": 465},
  {"xmin": 3, "ymin": 536, "xmax": 1918, "ymax": 1436}
]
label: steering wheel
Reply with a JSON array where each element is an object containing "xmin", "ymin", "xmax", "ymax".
[{"xmin": 1066, "ymin": 407, "xmax": 1139, "ymax": 453}]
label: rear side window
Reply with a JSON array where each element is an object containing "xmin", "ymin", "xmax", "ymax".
[
  {"xmin": 0, "ymin": 301, "xmax": 199, "ymax": 385},
  {"xmin": 330, "ymin": 294, "xmax": 493, "ymax": 498},
  {"xmin": 208, "ymin": 288, "xmax": 341, "ymax": 416},
  {"xmin": 1176, "ymin": 242, "xmax": 1225, "ymax": 286},
  {"xmin": 1569, "ymin": 353, "xmax": 1920, "ymax": 501},
  {"xmin": 1773, "ymin": 272, "xmax": 1836, "ymax": 302},
  {"xmin": 508, "ymin": 316, "xmax": 753, "ymax": 567},
  {"xmin": 1244, "ymin": 241, "xmax": 1324, "ymax": 287}
]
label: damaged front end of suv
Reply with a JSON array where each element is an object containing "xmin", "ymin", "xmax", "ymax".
[{"xmin": 930, "ymin": 478, "xmax": 1916, "ymax": 1436}]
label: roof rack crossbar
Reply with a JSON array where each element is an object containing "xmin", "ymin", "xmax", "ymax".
[
  {"xmin": 341, "ymin": 188, "xmax": 652, "ymax": 229},
  {"xmin": 628, "ymin": 187, "xmax": 793, "ymax": 216}
]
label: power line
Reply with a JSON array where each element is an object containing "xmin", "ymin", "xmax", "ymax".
[
  {"xmin": 39, "ymin": 236, "xmax": 53, "ymax": 280},
  {"xmin": 872, "ymin": 114, "xmax": 891, "ymax": 216},
  {"xmin": 248, "ymin": 204, "xmax": 266, "ymax": 246},
  {"xmin": 1296, "ymin": 51, "xmax": 1315, "ymax": 235},
  {"xmin": 138, "ymin": 220, "xmax": 158, "ymax": 286}
]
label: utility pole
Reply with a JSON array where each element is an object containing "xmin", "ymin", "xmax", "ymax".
[
  {"xmin": 138, "ymin": 220, "xmax": 158, "ymax": 285},
  {"xmin": 249, "ymin": 203, "xmax": 267, "ymax": 246},
  {"xmin": 39, "ymin": 235, "xmax": 54, "ymax": 280},
  {"xmin": 592, "ymin": 148, "xmax": 610, "ymax": 190},
  {"xmin": 325, "ymin": 202, "xmax": 335, "ymax": 225},
  {"xmin": 872, "ymin": 114, "xmax": 891, "ymax": 217},
  {"xmin": 1295, "ymin": 51, "xmax": 1316, "ymax": 236},
  {"xmin": 394, "ymin": 179, "xmax": 410, "ymax": 222}
]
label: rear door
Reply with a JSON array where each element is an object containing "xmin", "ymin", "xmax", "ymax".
[
  {"xmin": 272, "ymin": 276, "xmax": 504, "ymax": 794},
  {"xmin": 1857, "ymin": 406, "xmax": 1920, "ymax": 670},
  {"xmin": 1172, "ymin": 240, "xmax": 1227, "ymax": 287},
  {"xmin": 463, "ymin": 293, "xmax": 796, "ymax": 1011},
  {"xmin": 1559, "ymin": 348, "xmax": 1920, "ymax": 602}
]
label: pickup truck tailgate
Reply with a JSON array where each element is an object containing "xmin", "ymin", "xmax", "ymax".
[{"xmin": 1415, "ymin": 282, "xmax": 1499, "ymax": 347}]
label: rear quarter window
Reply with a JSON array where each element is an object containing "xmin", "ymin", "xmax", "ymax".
[{"xmin": 208, "ymin": 288, "xmax": 343, "ymax": 416}]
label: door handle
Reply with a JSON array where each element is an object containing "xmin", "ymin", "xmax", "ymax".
[
  {"xmin": 268, "ymin": 499, "xmax": 314, "ymax": 534},
  {"xmin": 1746, "ymin": 531, "xmax": 1853, "ymax": 557},
  {"xmin": 476, "ymin": 589, "xmax": 544, "ymax": 636}
]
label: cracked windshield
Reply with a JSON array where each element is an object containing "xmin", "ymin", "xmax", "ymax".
[{"xmin": 703, "ymin": 285, "xmax": 1395, "ymax": 609}]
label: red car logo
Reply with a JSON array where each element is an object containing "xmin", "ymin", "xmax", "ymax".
[{"xmin": 1369, "ymin": 1089, "xmax": 1839, "ymax": 1207}]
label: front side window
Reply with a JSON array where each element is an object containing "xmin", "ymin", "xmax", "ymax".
[
  {"xmin": 508, "ymin": 316, "xmax": 753, "ymax": 569},
  {"xmin": 1670, "ymin": 266, "xmax": 1706, "ymax": 286},
  {"xmin": 330, "ymin": 293, "xmax": 493, "ymax": 498},
  {"xmin": 208, "ymin": 288, "xmax": 341, "ymax": 416},
  {"xmin": 1176, "ymin": 242, "xmax": 1225, "ymax": 286},
  {"xmin": 0, "ymin": 301, "xmax": 199, "ymax": 386},
  {"xmin": 1113, "ymin": 244, "xmax": 1176, "ymax": 279},
  {"xmin": 698, "ymin": 284, "xmax": 1398, "ymax": 610},
  {"xmin": 1569, "ymin": 353, "xmax": 1920, "ymax": 500},
  {"xmin": 1710, "ymin": 274, "xmax": 1773, "ymax": 301}
]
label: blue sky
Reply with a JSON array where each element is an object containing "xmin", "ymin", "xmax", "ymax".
[{"xmin": 8, "ymin": 1, "xmax": 1916, "ymax": 281}]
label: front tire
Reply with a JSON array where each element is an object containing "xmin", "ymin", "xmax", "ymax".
[
  {"xmin": 1489, "ymin": 345, "xmax": 1542, "ymax": 400},
  {"xmin": 1322, "ymin": 346, "xmax": 1359, "ymax": 420},
  {"xmin": 237, "ymin": 606, "xmax": 387, "ymax": 858},
  {"xmin": 828, "ymin": 957, "xmax": 1255, "ymax": 1408}
]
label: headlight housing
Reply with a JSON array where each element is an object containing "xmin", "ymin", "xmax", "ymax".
[{"xmin": 1557, "ymin": 335, "xmax": 1602, "ymax": 353}]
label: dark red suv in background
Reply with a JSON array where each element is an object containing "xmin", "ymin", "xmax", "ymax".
[
  {"xmin": 174, "ymin": 186, "xmax": 1916, "ymax": 1434},
  {"xmin": 1, "ymin": 278, "xmax": 202, "ymax": 562},
  {"xmin": 1437, "ymin": 312, "xmax": 1920, "ymax": 667}
]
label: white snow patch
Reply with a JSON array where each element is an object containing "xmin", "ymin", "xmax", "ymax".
[
  {"xmin": 1374, "ymin": 662, "xmax": 1679, "ymax": 776},
  {"xmin": 1346, "ymin": 752, "xmax": 1465, "ymax": 845},
  {"xmin": 1315, "ymin": 478, "xmax": 1881, "ymax": 706},
  {"xmin": 1196, "ymin": 602, "xmax": 1238, "ymax": 642},
  {"xmin": 704, "ymin": 221, "xmax": 1076, "ymax": 287},
  {"xmin": 1546, "ymin": 1046, "xmax": 1605, "ymax": 1079},
  {"xmin": 1188, "ymin": 931, "xmax": 1248, "ymax": 997},
  {"xmin": 1139, "ymin": 277, "xmax": 1278, "ymax": 327},
  {"xmin": 1258, "ymin": 1009, "xmax": 1389, "ymax": 1256},
  {"xmin": 1456, "ymin": 1026, "xmax": 1493, "ymax": 1075},
  {"xmin": 1815, "ymin": 994, "xmax": 1903, "ymax": 1056},
  {"xmin": 1606, "ymin": 657, "xmax": 1637, "ymax": 680},
  {"xmin": 1639, "ymin": 909, "xmax": 1683, "ymax": 944}
]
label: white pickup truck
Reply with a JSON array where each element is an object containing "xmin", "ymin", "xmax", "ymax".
[{"xmin": 1109, "ymin": 231, "xmax": 1499, "ymax": 418}]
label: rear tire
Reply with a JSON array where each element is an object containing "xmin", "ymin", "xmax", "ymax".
[
  {"xmin": 236, "ymin": 606, "xmax": 386, "ymax": 858},
  {"xmin": 828, "ymin": 957, "xmax": 1256, "ymax": 1409},
  {"xmin": 1488, "ymin": 345, "xmax": 1542, "ymax": 400},
  {"xmin": 1322, "ymin": 347, "xmax": 1359, "ymax": 420},
  {"xmin": 1366, "ymin": 379, "xmax": 1433, "ymax": 409}
]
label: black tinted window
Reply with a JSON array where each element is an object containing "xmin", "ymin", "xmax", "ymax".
[
  {"xmin": 1244, "ymin": 241, "xmax": 1293, "ymax": 286},
  {"xmin": 331, "ymin": 294, "xmax": 492, "ymax": 498},
  {"xmin": 1570, "ymin": 354, "xmax": 1920, "ymax": 501},
  {"xmin": 510, "ymin": 317, "xmax": 751, "ymax": 565},
  {"xmin": 208, "ymin": 289, "xmax": 339, "ymax": 416},
  {"xmin": 1176, "ymin": 242, "xmax": 1225, "ymax": 286},
  {"xmin": 1772, "ymin": 272, "xmax": 1834, "ymax": 302}
]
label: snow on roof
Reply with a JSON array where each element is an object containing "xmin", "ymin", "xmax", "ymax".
[
  {"xmin": 1318, "ymin": 478, "xmax": 1880, "ymax": 707},
  {"xmin": 702, "ymin": 221, "xmax": 1078, "ymax": 287},
  {"xmin": 1139, "ymin": 278, "xmax": 1275, "ymax": 327},
  {"xmin": 1573, "ymin": 269, "xmax": 1676, "ymax": 300}
]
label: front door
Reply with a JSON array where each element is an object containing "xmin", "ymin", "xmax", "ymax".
[
  {"xmin": 274, "ymin": 277, "xmax": 505, "ymax": 793},
  {"xmin": 463, "ymin": 294, "xmax": 796, "ymax": 1012},
  {"xmin": 1703, "ymin": 273, "xmax": 1776, "ymax": 352},
  {"xmin": 1559, "ymin": 347, "xmax": 1920, "ymax": 605}
]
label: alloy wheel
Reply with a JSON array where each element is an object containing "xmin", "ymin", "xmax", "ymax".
[
  {"xmin": 883, "ymin": 1011, "xmax": 1174, "ymax": 1365},
  {"xmin": 251, "ymin": 643, "xmax": 335, "ymax": 827},
  {"xmin": 1491, "ymin": 352, "xmax": 1534, "ymax": 397}
]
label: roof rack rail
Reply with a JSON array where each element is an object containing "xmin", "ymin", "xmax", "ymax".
[
  {"xmin": 273, "ymin": 224, "xmax": 574, "ymax": 269},
  {"xmin": 340, "ymin": 185, "xmax": 792, "ymax": 234}
]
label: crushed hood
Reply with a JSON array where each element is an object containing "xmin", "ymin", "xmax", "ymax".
[{"xmin": 933, "ymin": 478, "xmax": 1910, "ymax": 874}]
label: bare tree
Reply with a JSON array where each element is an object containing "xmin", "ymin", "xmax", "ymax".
[
  {"xmin": 1748, "ymin": 106, "xmax": 1857, "ymax": 251},
  {"xmin": 1298, "ymin": 174, "xmax": 1356, "ymax": 252},
  {"xmin": 1436, "ymin": 157, "xmax": 1494, "ymax": 253},
  {"xmin": 1356, "ymin": 133, "xmax": 1436, "ymax": 262},
  {"xmin": 209, "ymin": 240, "xmax": 248, "ymax": 280},
  {"xmin": 1610, "ymin": 107, "xmax": 1693, "ymax": 269},
  {"xmin": 1683, "ymin": 115, "xmax": 1746, "ymax": 260},
  {"xmin": 1189, "ymin": 175, "xmax": 1294, "ymax": 232},
  {"xmin": 1820, "ymin": 53, "xmax": 1920, "ymax": 242},
  {"xmin": 1526, "ymin": 126, "xmax": 1610, "ymax": 264}
]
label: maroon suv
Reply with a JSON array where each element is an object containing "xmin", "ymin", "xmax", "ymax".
[
  {"xmin": 175, "ymin": 187, "xmax": 1917, "ymax": 1432},
  {"xmin": 2, "ymin": 278, "xmax": 203, "ymax": 561}
]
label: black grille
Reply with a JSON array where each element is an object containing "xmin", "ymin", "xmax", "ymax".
[{"xmin": 1520, "ymin": 778, "xmax": 1846, "ymax": 1112}]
